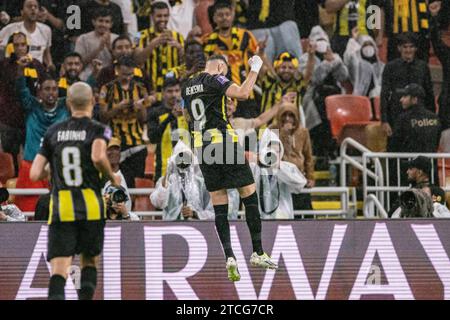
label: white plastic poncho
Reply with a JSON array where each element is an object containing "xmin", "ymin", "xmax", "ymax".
[
  {"xmin": 150, "ymin": 141, "xmax": 240, "ymax": 220},
  {"xmin": 251, "ymin": 129, "xmax": 307, "ymax": 219},
  {"xmin": 343, "ymin": 35, "xmax": 385, "ymax": 98},
  {"xmin": 298, "ymin": 25, "xmax": 349, "ymax": 130}
]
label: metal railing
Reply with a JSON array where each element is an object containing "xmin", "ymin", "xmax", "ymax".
[
  {"xmin": 340, "ymin": 138, "xmax": 385, "ymax": 206},
  {"xmin": 363, "ymin": 152, "xmax": 450, "ymax": 211},
  {"xmin": 363, "ymin": 194, "xmax": 388, "ymax": 218},
  {"xmin": 10, "ymin": 186, "xmax": 357, "ymax": 220},
  {"xmin": 340, "ymin": 137, "xmax": 450, "ymax": 215}
]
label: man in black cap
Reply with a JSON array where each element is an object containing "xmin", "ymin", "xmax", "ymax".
[
  {"xmin": 388, "ymin": 83, "xmax": 440, "ymax": 153},
  {"xmin": 386, "ymin": 85, "xmax": 440, "ymax": 209},
  {"xmin": 380, "ymin": 33, "xmax": 435, "ymax": 138},
  {"xmin": 406, "ymin": 156, "xmax": 432, "ymax": 190},
  {"xmin": 389, "ymin": 155, "xmax": 434, "ymax": 217}
]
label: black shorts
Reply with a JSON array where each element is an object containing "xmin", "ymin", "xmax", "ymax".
[
  {"xmin": 198, "ymin": 142, "xmax": 255, "ymax": 192},
  {"xmin": 47, "ymin": 220, "xmax": 105, "ymax": 262}
]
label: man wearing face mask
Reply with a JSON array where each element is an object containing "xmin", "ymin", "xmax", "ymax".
[
  {"xmin": 269, "ymin": 102, "xmax": 315, "ymax": 211},
  {"xmin": 343, "ymin": 29, "xmax": 385, "ymax": 98},
  {"xmin": 150, "ymin": 140, "xmax": 240, "ymax": 220},
  {"xmin": 147, "ymin": 75, "xmax": 189, "ymax": 182},
  {"xmin": 299, "ymin": 26, "xmax": 349, "ymax": 158},
  {"xmin": 323, "ymin": 0, "xmax": 385, "ymax": 57},
  {"xmin": 249, "ymin": 128, "xmax": 307, "ymax": 219}
]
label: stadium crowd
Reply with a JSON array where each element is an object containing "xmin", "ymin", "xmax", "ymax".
[{"xmin": 0, "ymin": 0, "xmax": 449, "ymax": 221}]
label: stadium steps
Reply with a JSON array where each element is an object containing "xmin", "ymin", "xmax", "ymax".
[{"xmin": 311, "ymin": 158, "xmax": 364, "ymax": 216}]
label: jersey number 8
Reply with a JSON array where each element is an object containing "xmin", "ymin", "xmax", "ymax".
[
  {"xmin": 190, "ymin": 98, "xmax": 206, "ymax": 130},
  {"xmin": 62, "ymin": 147, "xmax": 83, "ymax": 187}
]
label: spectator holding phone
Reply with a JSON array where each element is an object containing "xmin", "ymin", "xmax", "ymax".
[{"xmin": 99, "ymin": 55, "xmax": 152, "ymax": 188}]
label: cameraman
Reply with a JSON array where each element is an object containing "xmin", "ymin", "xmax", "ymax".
[
  {"xmin": 391, "ymin": 156, "xmax": 435, "ymax": 218},
  {"xmin": 0, "ymin": 187, "xmax": 26, "ymax": 222},
  {"xmin": 150, "ymin": 141, "xmax": 240, "ymax": 220},
  {"xmin": 250, "ymin": 129, "xmax": 307, "ymax": 220},
  {"xmin": 103, "ymin": 137, "xmax": 132, "ymax": 212},
  {"xmin": 104, "ymin": 185, "xmax": 139, "ymax": 221}
]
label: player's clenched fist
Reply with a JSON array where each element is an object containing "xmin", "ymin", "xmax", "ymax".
[{"xmin": 248, "ymin": 55, "xmax": 263, "ymax": 73}]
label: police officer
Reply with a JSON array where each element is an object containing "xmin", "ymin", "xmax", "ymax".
[
  {"xmin": 387, "ymin": 83, "xmax": 440, "ymax": 209},
  {"xmin": 388, "ymin": 83, "xmax": 440, "ymax": 153}
]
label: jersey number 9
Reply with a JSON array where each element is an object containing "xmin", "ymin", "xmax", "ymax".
[
  {"xmin": 190, "ymin": 98, "xmax": 206, "ymax": 130},
  {"xmin": 62, "ymin": 147, "xmax": 83, "ymax": 187}
]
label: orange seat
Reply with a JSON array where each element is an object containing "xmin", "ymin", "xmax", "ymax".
[
  {"xmin": 144, "ymin": 152, "xmax": 155, "ymax": 180},
  {"xmin": 133, "ymin": 178, "xmax": 156, "ymax": 212},
  {"xmin": 0, "ymin": 152, "xmax": 15, "ymax": 184},
  {"xmin": 325, "ymin": 95, "xmax": 375, "ymax": 144},
  {"xmin": 373, "ymin": 96, "xmax": 381, "ymax": 121}
]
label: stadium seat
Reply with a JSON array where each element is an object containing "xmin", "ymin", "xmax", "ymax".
[
  {"xmin": 365, "ymin": 123, "xmax": 387, "ymax": 152},
  {"xmin": 144, "ymin": 151, "xmax": 155, "ymax": 180},
  {"xmin": 372, "ymin": 96, "xmax": 381, "ymax": 121},
  {"xmin": 133, "ymin": 178, "xmax": 156, "ymax": 215},
  {"xmin": 325, "ymin": 95, "xmax": 376, "ymax": 144},
  {"xmin": 0, "ymin": 152, "xmax": 15, "ymax": 184}
]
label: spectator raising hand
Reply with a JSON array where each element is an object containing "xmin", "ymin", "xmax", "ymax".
[{"xmin": 429, "ymin": 1, "xmax": 442, "ymax": 16}]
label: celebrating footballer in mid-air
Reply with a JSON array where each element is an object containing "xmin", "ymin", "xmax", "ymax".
[{"xmin": 182, "ymin": 54, "xmax": 278, "ymax": 282}]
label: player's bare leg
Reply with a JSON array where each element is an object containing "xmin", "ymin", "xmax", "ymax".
[
  {"xmin": 210, "ymin": 189, "xmax": 240, "ymax": 282},
  {"xmin": 48, "ymin": 257, "xmax": 73, "ymax": 300},
  {"xmin": 238, "ymin": 184, "xmax": 278, "ymax": 270},
  {"xmin": 79, "ymin": 254, "xmax": 100, "ymax": 300}
]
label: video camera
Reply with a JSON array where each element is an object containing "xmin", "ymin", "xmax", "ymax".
[
  {"xmin": 400, "ymin": 189, "xmax": 433, "ymax": 218},
  {"xmin": 0, "ymin": 188, "xmax": 9, "ymax": 203},
  {"xmin": 105, "ymin": 186, "xmax": 129, "ymax": 207}
]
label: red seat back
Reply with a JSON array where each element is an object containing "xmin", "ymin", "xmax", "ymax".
[
  {"xmin": 0, "ymin": 152, "xmax": 15, "ymax": 184},
  {"xmin": 325, "ymin": 95, "xmax": 373, "ymax": 139},
  {"xmin": 133, "ymin": 178, "xmax": 155, "ymax": 212},
  {"xmin": 144, "ymin": 151, "xmax": 155, "ymax": 180}
]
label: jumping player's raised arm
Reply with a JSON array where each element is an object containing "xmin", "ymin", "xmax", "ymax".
[{"xmin": 225, "ymin": 56, "xmax": 263, "ymax": 100}]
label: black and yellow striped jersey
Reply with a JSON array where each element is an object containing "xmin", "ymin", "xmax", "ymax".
[
  {"xmin": 58, "ymin": 77, "xmax": 80, "ymax": 97},
  {"xmin": 384, "ymin": 0, "xmax": 430, "ymax": 35},
  {"xmin": 148, "ymin": 104, "xmax": 189, "ymax": 181},
  {"xmin": 182, "ymin": 72, "xmax": 238, "ymax": 148},
  {"xmin": 99, "ymin": 79, "xmax": 150, "ymax": 149},
  {"xmin": 333, "ymin": 0, "xmax": 384, "ymax": 37},
  {"xmin": 259, "ymin": 72, "xmax": 307, "ymax": 114},
  {"xmin": 138, "ymin": 27, "xmax": 184, "ymax": 100},
  {"xmin": 38, "ymin": 117, "xmax": 112, "ymax": 225},
  {"xmin": 203, "ymin": 27, "xmax": 258, "ymax": 87}
]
